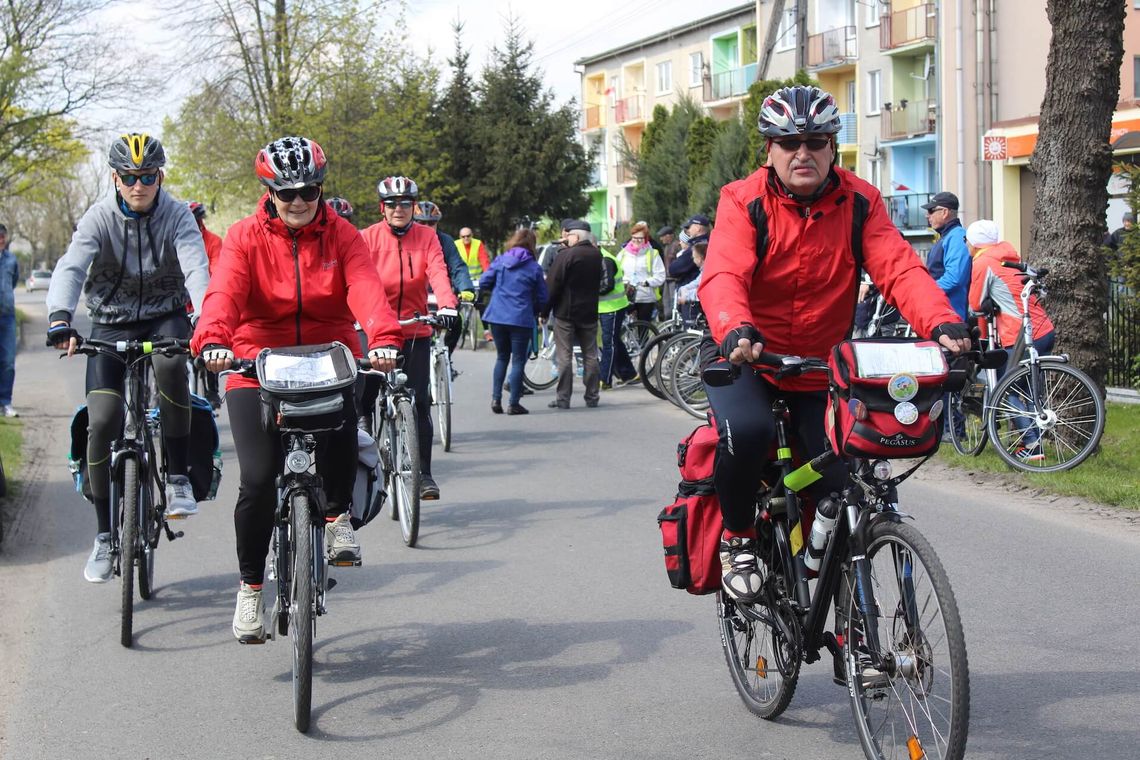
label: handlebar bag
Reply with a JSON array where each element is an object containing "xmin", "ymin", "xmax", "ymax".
[
  {"xmin": 827, "ymin": 338, "xmax": 949, "ymax": 459},
  {"xmin": 256, "ymin": 342, "xmax": 358, "ymax": 433}
]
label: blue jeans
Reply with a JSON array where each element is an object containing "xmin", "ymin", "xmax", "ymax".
[
  {"xmin": 0, "ymin": 311, "xmax": 14, "ymax": 406},
  {"xmin": 599, "ymin": 308, "xmax": 636, "ymax": 385},
  {"xmin": 490, "ymin": 323, "xmax": 532, "ymax": 406}
]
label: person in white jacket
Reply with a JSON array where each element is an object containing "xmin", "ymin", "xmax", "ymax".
[{"xmin": 618, "ymin": 221, "xmax": 666, "ymax": 322}]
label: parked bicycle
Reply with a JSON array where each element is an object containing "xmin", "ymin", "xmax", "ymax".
[{"xmin": 72, "ymin": 336, "xmax": 190, "ymax": 648}]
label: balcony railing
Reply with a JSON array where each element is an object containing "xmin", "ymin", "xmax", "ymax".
[
  {"xmin": 881, "ymin": 2, "xmax": 935, "ymax": 50},
  {"xmin": 614, "ymin": 95, "xmax": 645, "ymax": 124},
  {"xmin": 616, "ymin": 161, "xmax": 637, "ymax": 184},
  {"xmin": 882, "ymin": 98, "xmax": 936, "ymax": 139},
  {"xmin": 584, "ymin": 105, "xmax": 604, "ymax": 130},
  {"xmin": 884, "ymin": 192, "xmax": 935, "ymax": 232},
  {"xmin": 837, "ymin": 112, "xmax": 857, "ymax": 144},
  {"xmin": 807, "ymin": 27, "xmax": 856, "ymax": 67},
  {"xmin": 708, "ymin": 63, "xmax": 759, "ymax": 101}
]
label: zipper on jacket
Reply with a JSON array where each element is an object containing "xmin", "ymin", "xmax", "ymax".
[
  {"xmin": 396, "ymin": 237, "xmax": 406, "ymax": 318},
  {"xmin": 136, "ymin": 217, "xmax": 144, "ymax": 322},
  {"xmin": 291, "ymin": 235, "xmax": 303, "ymax": 343}
]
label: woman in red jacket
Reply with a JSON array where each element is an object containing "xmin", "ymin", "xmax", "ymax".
[
  {"xmin": 193, "ymin": 136, "xmax": 403, "ymax": 643},
  {"xmin": 360, "ymin": 176, "xmax": 458, "ymax": 500}
]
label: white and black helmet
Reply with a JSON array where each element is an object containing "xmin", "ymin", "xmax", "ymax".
[
  {"xmin": 377, "ymin": 176, "xmax": 418, "ymax": 200},
  {"xmin": 758, "ymin": 86, "xmax": 842, "ymax": 138},
  {"xmin": 255, "ymin": 136, "xmax": 328, "ymax": 191}
]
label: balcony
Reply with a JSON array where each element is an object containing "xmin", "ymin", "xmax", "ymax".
[
  {"xmin": 614, "ymin": 95, "xmax": 645, "ymax": 125},
  {"xmin": 881, "ymin": 2, "xmax": 935, "ymax": 51},
  {"xmin": 882, "ymin": 99, "xmax": 936, "ymax": 140},
  {"xmin": 884, "ymin": 192, "xmax": 935, "ymax": 232},
  {"xmin": 807, "ymin": 27, "xmax": 856, "ymax": 68},
  {"xmin": 616, "ymin": 161, "xmax": 637, "ymax": 185},
  {"xmin": 837, "ymin": 112, "xmax": 857, "ymax": 144},
  {"xmin": 708, "ymin": 63, "xmax": 759, "ymax": 101},
  {"xmin": 583, "ymin": 105, "xmax": 604, "ymax": 131}
]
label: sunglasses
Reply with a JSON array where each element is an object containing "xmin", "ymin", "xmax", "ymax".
[
  {"xmin": 630, "ymin": 236, "xmax": 646, "ymax": 242},
  {"xmin": 772, "ymin": 137, "xmax": 831, "ymax": 152},
  {"xmin": 382, "ymin": 199, "xmax": 415, "ymax": 209},
  {"xmin": 118, "ymin": 172, "xmax": 159, "ymax": 187},
  {"xmin": 275, "ymin": 185, "xmax": 322, "ymax": 203}
]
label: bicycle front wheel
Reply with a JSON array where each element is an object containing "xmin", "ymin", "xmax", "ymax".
[
  {"xmin": 390, "ymin": 399, "xmax": 421, "ymax": 546},
  {"xmin": 949, "ymin": 375, "xmax": 987, "ymax": 457},
  {"xmin": 290, "ymin": 491, "xmax": 314, "ymax": 734},
  {"xmin": 435, "ymin": 350, "xmax": 453, "ymax": 452},
  {"xmin": 622, "ymin": 319, "xmax": 658, "ymax": 365},
  {"xmin": 138, "ymin": 462, "xmax": 161, "ymax": 600},
  {"xmin": 986, "ymin": 361, "xmax": 1105, "ymax": 472},
  {"xmin": 120, "ymin": 458, "xmax": 139, "ymax": 648},
  {"xmin": 841, "ymin": 520, "xmax": 969, "ymax": 760},
  {"xmin": 523, "ymin": 325, "xmax": 558, "ymax": 390}
]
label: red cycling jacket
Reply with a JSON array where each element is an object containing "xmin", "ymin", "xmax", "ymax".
[
  {"xmin": 699, "ymin": 166, "xmax": 960, "ymax": 391},
  {"xmin": 360, "ymin": 221, "xmax": 458, "ymax": 340},
  {"xmin": 191, "ymin": 195, "xmax": 403, "ymax": 390},
  {"xmin": 968, "ymin": 240, "xmax": 1053, "ymax": 347},
  {"xmin": 201, "ymin": 225, "xmax": 223, "ymax": 276}
]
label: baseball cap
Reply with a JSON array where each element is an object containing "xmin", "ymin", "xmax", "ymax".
[
  {"xmin": 920, "ymin": 191, "xmax": 960, "ymax": 212},
  {"xmin": 684, "ymin": 214, "xmax": 711, "ymax": 228}
]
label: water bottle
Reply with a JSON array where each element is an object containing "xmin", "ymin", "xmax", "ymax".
[{"xmin": 804, "ymin": 496, "xmax": 840, "ymax": 573}]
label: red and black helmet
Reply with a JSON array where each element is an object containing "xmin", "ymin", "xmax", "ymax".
[
  {"xmin": 326, "ymin": 197, "xmax": 354, "ymax": 219},
  {"xmin": 376, "ymin": 176, "xmax": 418, "ymax": 200},
  {"xmin": 758, "ymin": 86, "xmax": 841, "ymax": 138},
  {"xmin": 254, "ymin": 136, "xmax": 328, "ymax": 191},
  {"xmin": 414, "ymin": 200, "xmax": 442, "ymax": 223}
]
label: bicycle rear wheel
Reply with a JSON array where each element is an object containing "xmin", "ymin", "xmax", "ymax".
[
  {"xmin": 390, "ymin": 399, "xmax": 421, "ymax": 546},
  {"xmin": 434, "ymin": 350, "xmax": 453, "ymax": 452},
  {"xmin": 523, "ymin": 325, "xmax": 558, "ymax": 390},
  {"xmin": 668, "ymin": 338, "xmax": 709, "ymax": 419},
  {"xmin": 290, "ymin": 491, "xmax": 314, "ymax": 734},
  {"xmin": 986, "ymin": 361, "xmax": 1105, "ymax": 472},
  {"xmin": 948, "ymin": 374, "xmax": 987, "ymax": 457},
  {"xmin": 120, "ymin": 458, "xmax": 139, "ymax": 648},
  {"xmin": 841, "ymin": 520, "xmax": 969, "ymax": 760}
]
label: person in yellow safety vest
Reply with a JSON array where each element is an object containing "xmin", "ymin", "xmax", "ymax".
[
  {"xmin": 598, "ymin": 246, "xmax": 638, "ymax": 389},
  {"xmin": 457, "ymin": 227, "xmax": 492, "ymax": 281}
]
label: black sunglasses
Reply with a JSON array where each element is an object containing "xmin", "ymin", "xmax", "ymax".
[
  {"xmin": 382, "ymin": 199, "xmax": 415, "ymax": 209},
  {"xmin": 118, "ymin": 172, "xmax": 159, "ymax": 187},
  {"xmin": 275, "ymin": 185, "xmax": 322, "ymax": 203},
  {"xmin": 772, "ymin": 137, "xmax": 831, "ymax": 152}
]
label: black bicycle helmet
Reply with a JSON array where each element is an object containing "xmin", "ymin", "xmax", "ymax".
[
  {"xmin": 255, "ymin": 136, "xmax": 328, "ymax": 191},
  {"xmin": 108, "ymin": 133, "xmax": 166, "ymax": 171},
  {"xmin": 414, "ymin": 200, "xmax": 442, "ymax": 223},
  {"xmin": 758, "ymin": 85, "xmax": 842, "ymax": 138},
  {"xmin": 188, "ymin": 201, "xmax": 206, "ymax": 221}
]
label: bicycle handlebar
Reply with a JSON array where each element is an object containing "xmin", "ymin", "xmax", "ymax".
[
  {"xmin": 1001, "ymin": 260, "xmax": 1048, "ymax": 280},
  {"xmin": 72, "ymin": 336, "xmax": 191, "ymax": 358}
]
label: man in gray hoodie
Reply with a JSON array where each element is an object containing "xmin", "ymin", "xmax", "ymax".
[{"xmin": 46, "ymin": 132, "xmax": 209, "ymax": 583}]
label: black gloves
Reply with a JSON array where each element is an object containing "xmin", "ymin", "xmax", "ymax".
[
  {"xmin": 718, "ymin": 324, "xmax": 765, "ymax": 359},
  {"xmin": 46, "ymin": 322, "xmax": 79, "ymax": 348},
  {"xmin": 931, "ymin": 322, "xmax": 971, "ymax": 342},
  {"xmin": 436, "ymin": 308, "xmax": 460, "ymax": 332}
]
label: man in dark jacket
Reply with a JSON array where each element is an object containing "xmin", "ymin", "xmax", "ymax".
[{"xmin": 541, "ymin": 220, "xmax": 603, "ymax": 409}]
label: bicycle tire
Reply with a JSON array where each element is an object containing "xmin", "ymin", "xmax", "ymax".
[
  {"xmin": 985, "ymin": 361, "xmax": 1105, "ymax": 472},
  {"xmin": 637, "ymin": 330, "xmax": 679, "ymax": 400},
  {"xmin": 467, "ymin": 309, "xmax": 482, "ymax": 351},
  {"xmin": 274, "ymin": 521, "xmax": 291, "ymax": 637},
  {"xmin": 435, "ymin": 350, "xmax": 453, "ymax": 452},
  {"xmin": 120, "ymin": 458, "xmax": 139, "ymax": 648},
  {"xmin": 138, "ymin": 461, "xmax": 160, "ymax": 600},
  {"xmin": 657, "ymin": 332, "xmax": 695, "ymax": 408},
  {"xmin": 522, "ymin": 324, "xmax": 558, "ymax": 391},
  {"xmin": 842, "ymin": 520, "xmax": 969, "ymax": 760},
  {"xmin": 392, "ymin": 398, "xmax": 421, "ymax": 546},
  {"xmin": 948, "ymin": 375, "xmax": 988, "ymax": 457},
  {"xmin": 668, "ymin": 338, "xmax": 710, "ymax": 419},
  {"xmin": 290, "ymin": 491, "xmax": 314, "ymax": 733},
  {"xmin": 622, "ymin": 319, "xmax": 658, "ymax": 365}
]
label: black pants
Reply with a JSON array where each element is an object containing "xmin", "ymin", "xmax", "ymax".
[
  {"xmin": 359, "ymin": 336, "xmax": 434, "ymax": 476},
  {"xmin": 227, "ymin": 387, "xmax": 357, "ymax": 585},
  {"xmin": 86, "ymin": 312, "xmax": 192, "ymax": 533},
  {"xmin": 704, "ymin": 368, "xmax": 847, "ymax": 533}
]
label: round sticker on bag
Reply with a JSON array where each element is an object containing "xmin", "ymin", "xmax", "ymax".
[
  {"xmin": 894, "ymin": 401, "xmax": 919, "ymax": 425},
  {"xmin": 887, "ymin": 373, "xmax": 919, "ymax": 402}
]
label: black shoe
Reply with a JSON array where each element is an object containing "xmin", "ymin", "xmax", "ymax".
[
  {"xmin": 521, "ymin": 386, "xmax": 534, "ymax": 396},
  {"xmin": 507, "ymin": 404, "xmax": 529, "ymax": 415},
  {"xmin": 206, "ymin": 391, "xmax": 223, "ymax": 410},
  {"xmin": 585, "ymin": 400, "xmax": 598, "ymax": 408},
  {"xmin": 491, "ymin": 400, "xmax": 503, "ymax": 414},
  {"xmin": 548, "ymin": 400, "xmax": 569, "ymax": 409},
  {"xmin": 421, "ymin": 475, "xmax": 440, "ymax": 500}
]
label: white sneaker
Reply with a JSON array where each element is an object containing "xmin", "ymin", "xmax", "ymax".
[
  {"xmin": 325, "ymin": 512, "xmax": 361, "ymax": 564},
  {"xmin": 232, "ymin": 582, "xmax": 265, "ymax": 643},
  {"xmin": 84, "ymin": 533, "xmax": 113, "ymax": 583},
  {"xmin": 3, "ymin": 405, "xmax": 18, "ymax": 418},
  {"xmin": 164, "ymin": 475, "xmax": 198, "ymax": 518}
]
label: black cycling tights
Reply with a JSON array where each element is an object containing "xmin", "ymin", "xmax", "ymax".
[
  {"xmin": 704, "ymin": 369, "xmax": 848, "ymax": 534},
  {"xmin": 86, "ymin": 312, "xmax": 192, "ymax": 534},
  {"xmin": 358, "ymin": 336, "xmax": 434, "ymax": 477},
  {"xmin": 227, "ymin": 387, "xmax": 357, "ymax": 585}
]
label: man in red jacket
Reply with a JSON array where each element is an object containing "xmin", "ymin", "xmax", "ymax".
[{"xmin": 698, "ymin": 85, "xmax": 971, "ymax": 603}]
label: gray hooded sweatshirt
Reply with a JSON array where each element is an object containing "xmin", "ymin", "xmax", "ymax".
[{"xmin": 47, "ymin": 190, "xmax": 209, "ymax": 324}]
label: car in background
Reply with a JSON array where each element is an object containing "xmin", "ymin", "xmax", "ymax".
[{"xmin": 25, "ymin": 270, "xmax": 52, "ymax": 292}]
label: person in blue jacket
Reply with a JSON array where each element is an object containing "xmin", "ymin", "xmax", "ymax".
[
  {"xmin": 481, "ymin": 227, "xmax": 547, "ymax": 415},
  {"xmin": 921, "ymin": 191, "xmax": 971, "ymax": 320}
]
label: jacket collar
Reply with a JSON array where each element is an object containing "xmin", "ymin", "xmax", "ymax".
[{"xmin": 935, "ymin": 216, "xmax": 963, "ymax": 236}]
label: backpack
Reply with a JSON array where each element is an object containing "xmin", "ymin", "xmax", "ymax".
[{"xmin": 657, "ymin": 416, "xmax": 724, "ymax": 595}]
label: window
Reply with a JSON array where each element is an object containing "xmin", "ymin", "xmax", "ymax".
[
  {"xmin": 689, "ymin": 52, "xmax": 703, "ymax": 87},
  {"xmin": 776, "ymin": 7, "xmax": 796, "ymax": 51},
  {"xmin": 869, "ymin": 158, "xmax": 882, "ymax": 191},
  {"xmin": 867, "ymin": 0, "xmax": 880, "ymax": 26},
  {"xmin": 656, "ymin": 60, "xmax": 673, "ymax": 94},
  {"xmin": 867, "ymin": 70, "xmax": 881, "ymax": 115}
]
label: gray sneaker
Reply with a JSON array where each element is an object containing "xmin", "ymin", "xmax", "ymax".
[
  {"xmin": 232, "ymin": 582, "xmax": 265, "ymax": 643},
  {"xmin": 84, "ymin": 533, "xmax": 113, "ymax": 583},
  {"xmin": 165, "ymin": 474, "xmax": 198, "ymax": 518},
  {"xmin": 325, "ymin": 512, "xmax": 361, "ymax": 564}
]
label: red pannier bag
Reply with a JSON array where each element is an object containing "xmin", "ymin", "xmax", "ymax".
[
  {"xmin": 827, "ymin": 338, "xmax": 950, "ymax": 459},
  {"xmin": 658, "ymin": 417, "xmax": 724, "ymax": 595}
]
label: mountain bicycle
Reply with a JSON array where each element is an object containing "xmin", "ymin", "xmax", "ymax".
[
  {"xmin": 427, "ymin": 325, "xmax": 454, "ymax": 452},
  {"xmin": 73, "ymin": 336, "xmax": 190, "ymax": 648},
  {"xmin": 704, "ymin": 345, "xmax": 1002, "ymax": 760}
]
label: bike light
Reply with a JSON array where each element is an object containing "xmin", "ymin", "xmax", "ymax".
[
  {"xmin": 286, "ymin": 450, "xmax": 311, "ymax": 473},
  {"xmin": 873, "ymin": 460, "xmax": 893, "ymax": 480}
]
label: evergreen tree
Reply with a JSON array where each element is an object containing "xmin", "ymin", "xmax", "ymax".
[
  {"xmin": 631, "ymin": 96, "xmax": 701, "ymax": 232},
  {"xmin": 434, "ymin": 21, "xmax": 479, "ymax": 236},
  {"xmin": 686, "ymin": 115, "xmax": 722, "ymax": 212},
  {"xmin": 691, "ymin": 118, "xmax": 751, "ymax": 221}
]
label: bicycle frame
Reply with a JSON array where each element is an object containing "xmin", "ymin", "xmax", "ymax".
[{"xmin": 271, "ymin": 433, "xmax": 331, "ymax": 624}]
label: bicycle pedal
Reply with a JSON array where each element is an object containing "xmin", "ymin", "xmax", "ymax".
[
  {"xmin": 328, "ymin": 559, "xmax": 362, "ymax": 567},
  {"xmin": 165, "ymin": 513, "xmax": 189, "ymax": 521},
  {"xmin": 238, "ymin": 634, "xmax": 268, "ymax": 645}
]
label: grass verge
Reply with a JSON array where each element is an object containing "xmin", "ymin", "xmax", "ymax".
[
  {"xmin": 939, "ymin": 401, "xmax": 1140, "ymax": 510},
  {"xmin": 0, "ymin": 417, "xmax": 24, "ymax": 499}
]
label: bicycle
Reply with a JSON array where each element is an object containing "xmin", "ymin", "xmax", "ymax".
[
  {"xmin": 225, "ymin": 341, "xmax": 362, "ymax": 733},
  {"xmin": 72, "ymin": 337, "xmax": 190, "ymax": 648},
  {"xmin": 947, "ymin": 306, "xmax": 1001, "ymax": 457},
  {"xmin": 427, "ymin": 324, "xmax": 454, "ymax": 452},
  {"xmin": 458, "ymin": 277, "xmax": 485, "ymax": 350},
  {"xmin": 703, "ymin": 345, "xmax": 996, "ymax": 760},
  {"xmin": 522, "ymin": 320, "xmax": 558, "ymax": 391}
]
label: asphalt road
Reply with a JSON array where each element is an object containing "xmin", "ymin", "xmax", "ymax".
[{"xmin": 2, "ymin": 290, "xmax": 1140, "ymax": 759}]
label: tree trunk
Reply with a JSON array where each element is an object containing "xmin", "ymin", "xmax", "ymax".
[{"xmin": 1028, "ymin": 0, "xmax": 1126, "ymax": 391}]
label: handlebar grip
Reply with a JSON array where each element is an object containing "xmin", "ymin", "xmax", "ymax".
[{"xmin": 1001, "ymin": 261, "xmax": 1027, "ymax": 271}]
